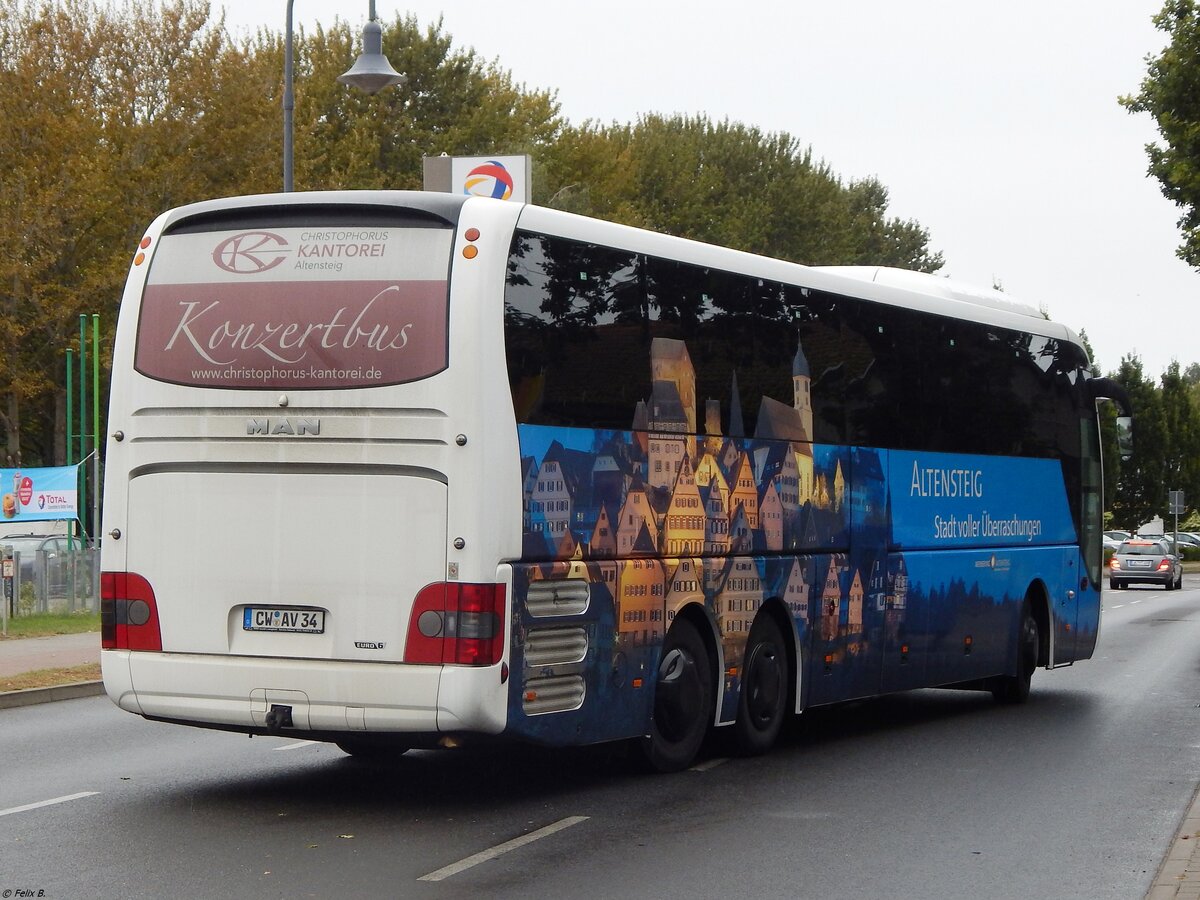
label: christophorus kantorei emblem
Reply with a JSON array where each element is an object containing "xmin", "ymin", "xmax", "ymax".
[{"xmin": 212, "ymin": 232, "xmax": 290, "ymax": 273}]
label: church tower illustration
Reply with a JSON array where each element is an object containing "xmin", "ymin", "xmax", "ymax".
[{"xmin": 793, "ymin": 333, "xmax": 813, "ymax": 442}]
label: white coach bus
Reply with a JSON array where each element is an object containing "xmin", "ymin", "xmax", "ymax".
[{"xmin": 101, "ymin": 191, "xmax": 1129, "ymax": 771}]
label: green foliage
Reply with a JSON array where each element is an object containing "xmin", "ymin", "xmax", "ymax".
[
  {"xmin": 1110, "ymin": 355, "xmax": 1168, "ymax": 528},
  {"xmin": 1121, "ymin": 0, "xmax": 1200, "ymax": 269},
  {"xmin": 0, "ymin": 2, "xmax": 944, "ymax": 462},
  {"xmin": 1, "ymin": 609, "xmax": 99, "ymax": 635},
  {"xmin": 1107, "ymin": 353, "xmax": 1200, "ymax": 532},
  {"xmin": 538, "ymin": 114, "xmax": 943, "ymax": 270}
]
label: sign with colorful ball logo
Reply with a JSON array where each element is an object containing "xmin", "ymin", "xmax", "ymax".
[
  {"xmin": 463, "ymin": 160, "xmax": 515, "ymax": 200},
  {"xmin": 423, "ymin": 155, "xmax": 531, "ymax": 203}
]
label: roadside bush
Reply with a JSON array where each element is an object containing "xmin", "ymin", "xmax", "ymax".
[{"xmin": 18, "ymin": 582, "xmax": 35, "ymax": 616}]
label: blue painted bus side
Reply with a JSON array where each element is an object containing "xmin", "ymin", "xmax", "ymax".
[{"xmin": 503, "ymin": 425, "xmax": 1092, "ymax": 747}]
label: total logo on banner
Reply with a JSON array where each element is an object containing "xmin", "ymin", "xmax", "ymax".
[{"xmin": 0, "ymin": 466, "xmax": 80, "ymax": 522}]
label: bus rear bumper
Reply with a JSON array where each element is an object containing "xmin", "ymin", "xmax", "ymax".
[{"xmin": 100, "ymin": 649, "xmax": 507, "ymax": 736}]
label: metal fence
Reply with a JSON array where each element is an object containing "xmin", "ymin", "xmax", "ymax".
[{"xmin": 4, "ymin": 546, "xmax": 99, "ymax": 616}]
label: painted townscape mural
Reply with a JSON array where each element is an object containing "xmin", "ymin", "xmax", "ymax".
[
  {"xmin": 509, "ymin": 330, "xmax": 1091, "ymax": 743},
  {"xmin": 514, "ymin": 335, "xmax": 909, "ymax": 723}
]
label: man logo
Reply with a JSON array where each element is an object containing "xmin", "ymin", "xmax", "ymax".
[{"xmin": 212, "ymin": 232, "xmax": 290, "ymax": 273}]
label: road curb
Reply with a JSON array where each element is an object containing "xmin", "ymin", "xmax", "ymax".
[
  {"xmin": 1147, "ymin": 779, "xmax": 1200, "ymax": 898},
  {"xmin": 0, "ymin": 680, "xmax": 104, "ymax": 710}
]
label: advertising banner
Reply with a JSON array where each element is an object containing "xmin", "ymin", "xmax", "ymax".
[
  {"xmin": 888, "ymin": 450, "xmax": 1076, "ymax": 550},
  {"xmin": 135, "ymin": 227, "xmax": 452, "ymax": 390},
  {"xmin": 0, "ymin": 466, "xmax": 80, "ymax": 523}
]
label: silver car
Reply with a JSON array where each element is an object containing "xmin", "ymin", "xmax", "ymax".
[{"xmin": 1109, "ymin": 539, "xmax": 1184, "ymax": 590}]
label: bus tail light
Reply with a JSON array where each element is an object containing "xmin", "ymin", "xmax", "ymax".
[
  {"xmin": 101, "ymin": 572, "xmax": 163, "ymax": 651},
  {"xmin": 405, "ymin": 582, "xmax": 506, "ymax": 667}
]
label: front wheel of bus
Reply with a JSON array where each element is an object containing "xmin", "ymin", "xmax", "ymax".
[
  {"xmin": 992, "ymin": 602, "xmax": 1038, "ymax": 705},
  {"xmin": 733, "ymin": 615, "xmax": 788, "ymax": 756},
  {"xmin": 641, "ymin": 619, "xmax": 712, "ymax": 773}
]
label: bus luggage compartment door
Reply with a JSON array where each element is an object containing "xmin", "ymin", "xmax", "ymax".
[{"xmin": 125, "ymin": 469, "xmax": 448, "ymax": 664}]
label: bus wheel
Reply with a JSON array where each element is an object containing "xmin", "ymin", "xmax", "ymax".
[
  {"xmin": 733, "ymin": 615, "xmax": 788, "ymax": 756},
  {"xmin": 336, "ymin": 739, "xmax": 410, "ymax": 760},
  {"xmin": 641, "ymin": 619, "xmax": 712, "ymax": 773},
  {"xmin": 992, "ymin": 601, "xmax": 1038, "ymax": 705}
]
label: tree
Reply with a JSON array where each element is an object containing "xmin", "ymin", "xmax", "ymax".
[
  {"xmin": 1111, "ymin": 355, "xmax": 1169, "ymax": 528},
  {"xmin": 279, "ymin": 14, "xmax": 562, "ymax": 191},
  {"xmin": 1121, "ymin": 0, "xmax": 1200, "ymax": 268},
  {"xmin": 0, "ymin": 2, "xmax": 561, "ymax": 461},
  {"xmin": 539, "ymin": 114, "xmax": 944, "ymax": 271},
  {"xmin": 0, "ymin": 3, "xmax": 942, "ymax": 461},
  {"xmin": 1160, "ymin": 361, "xmax": 1200, "ymax": 510}
]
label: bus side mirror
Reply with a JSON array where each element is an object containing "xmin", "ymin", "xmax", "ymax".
[{"xmin": 1116, "ymin": 415, "xmax": 1133, "ymax": 461}]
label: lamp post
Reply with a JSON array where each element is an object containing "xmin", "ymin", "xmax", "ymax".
[{"xmin": 283, "ymin": 0, "xmax": 407, "ymax": 191}]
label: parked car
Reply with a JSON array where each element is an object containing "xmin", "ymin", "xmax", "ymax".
[
  {"xmin": 1109, "ymin": 539, "xmax": 1184, "ymax": 590},
  {"xmin": 1141, "ymin": 532, "xmax": 1200, "ymax": 551},
  {"xmin": 1103, "ymin": 530, "xmax": 1130, "ymax": 552}
]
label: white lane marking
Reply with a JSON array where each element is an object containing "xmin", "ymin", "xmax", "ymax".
[
  {"xmin": 1109, "ymin": 604, "xmax": 1124, "ymax": 609},
  {"xmin": 418, "ymin": 815, "xmax": 590, "ymax": 882},
  {"xmin": 690, "ymin": 757, "xmax": 730, "ymax": 772},
  {"xmin": 273, "ymin": 740, "xmax": 319, "ymax": 751},
  {"xmin": 1131, "ymin": 599, "xmax": 1143, "ymax": 604},
  {"xmin": 0, "ymin": 791, "xmax": 100, "ymax": 818}
]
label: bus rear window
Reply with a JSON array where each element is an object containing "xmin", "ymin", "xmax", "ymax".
[{"xmin": 135, "ymin": 225, "xmax": 452, "ymax": 389}]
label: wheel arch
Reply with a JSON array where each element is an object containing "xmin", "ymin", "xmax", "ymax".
[{"xmin": 671, "ymin": 601, "xmax": 723, "ymax": 726}]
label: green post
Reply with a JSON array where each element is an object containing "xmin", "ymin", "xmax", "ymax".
[
  {"xmin": 66, "ymin": 348, "xmax": 74, "ymax": 554},
  {"xmin": 66, "ymin": 349, "xmax": 74, "ymax": 468},
  {"xmin": 79, "ymin": 315, "xmax": 87, "ymax": 540},
  {"xmin": 92, "ymin": 314, "xmax": 100, "ymax": 464},
  {"xmin": 92, "ymin": 314, "xmax": 100, "ymax": 555}
]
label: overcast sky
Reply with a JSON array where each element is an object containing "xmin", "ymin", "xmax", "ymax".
[{"xmin": 220, "ymin": 0, "xmax": 1196, "ymax": 379}]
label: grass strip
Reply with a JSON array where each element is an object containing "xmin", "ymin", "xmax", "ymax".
[
  {"xmin": 0, "ymin": 663, "xmax": 102, "ymax": 692},
  {"xmin": 0, "ymin": 612, "xmax": 100, "ymax": 639}
]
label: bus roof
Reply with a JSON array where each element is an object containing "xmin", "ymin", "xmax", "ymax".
[
  {"xmin": 810, "ymin": 266, "xmax": 1043, "ymax": 319},
  {"xmin": 149, "ymin": 191, "xmax": 1083, "ymax": 357},
  {"xmin": 514, "ymin": 202, "xmax": 1082, "ymax": 353}
]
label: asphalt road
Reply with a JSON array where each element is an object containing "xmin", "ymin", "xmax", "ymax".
[{"xmin": 3, "ymin": 578, "xmax": 1200, "ymax": 899}]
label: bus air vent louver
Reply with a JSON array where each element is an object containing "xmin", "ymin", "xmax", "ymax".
[
  {"xmin": 524, "ymin": 627, "xmax": 588, "ymax": 667},
  {"xmin": 525, "ymin": 580, "xmax": 590, "ymax": 617},
  {"xmin": 522, "ymin": 675, "xmax": 586, "ymax": 716}
]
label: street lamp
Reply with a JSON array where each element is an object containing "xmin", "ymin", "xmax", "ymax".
[{"xmin": 283, "ymin": 0, "xmax": 407, "ymax": 191}]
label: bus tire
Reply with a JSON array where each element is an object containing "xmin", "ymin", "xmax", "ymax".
[
  {"xmin": 992, "ymin": 601, "xmax": 1038, "ymax": 705},
  {"xmin": 733, "ymin": 614, "xmax": 788, "ymax": 756},
  {"xmin": 336, "ymin": 739, "xmax": 410, "ymax": 760},
  {"xmin": 640, "ymin": 618, "xmax": 712, "ymax": 773}
]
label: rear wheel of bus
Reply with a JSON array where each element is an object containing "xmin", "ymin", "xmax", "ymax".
[
  {"xmin": 733, "ymin": 614, "xmax": 789, "ymax": 756},
  {"xmin": 992, "ymin": 598, "xmax": 1039, "ymax": 704},
  {"xmin": 640, "ymin": 618, "xmax": 713, "ymax": 773}
]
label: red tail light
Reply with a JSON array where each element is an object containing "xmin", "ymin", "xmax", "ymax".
[
  {"xmin": 101, "ymin": 571, "xmax": 163, "ymax": 651},
  {"xmin": 1157, "ymin": 560, "xmax": 1172, "ymax": 571},
  {"xmin": 1109, "ymin": 557, "xmax": 1120, "ymax": 569},
  {"xmin": 404, "ymin": 582, "xmax": 506, "ymax": 666}
]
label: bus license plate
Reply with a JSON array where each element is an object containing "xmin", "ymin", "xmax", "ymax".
[{"xmin": 243, "ymin": 607, "xmax": 325, "ymax": 633}]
